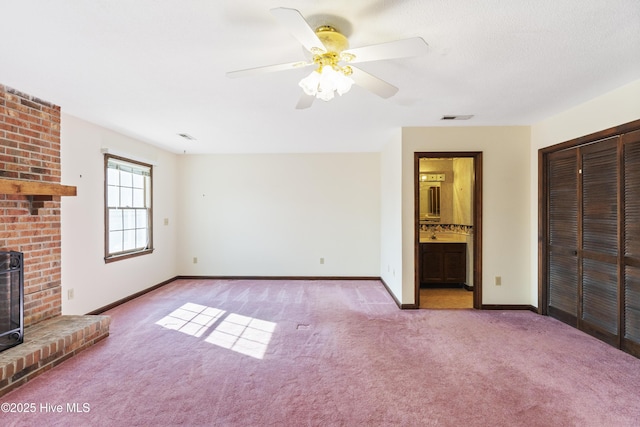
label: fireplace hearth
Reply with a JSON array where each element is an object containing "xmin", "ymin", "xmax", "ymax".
[{"xmin": 0, "ymin": 251, "xmax": 23, "ymax": 353}]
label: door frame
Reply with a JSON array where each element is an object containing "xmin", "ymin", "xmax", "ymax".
[{"xmin": 414, "ymin": 152, "xmax": 483, "ymax": 309}]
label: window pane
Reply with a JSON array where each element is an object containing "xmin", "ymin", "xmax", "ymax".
[
  {"xmin": 107, "ymin": 186, "xmax": 120, "ymax": 207},
  {"xmin": 136, "ymin": 228, "xmax": 148, "ymax": 248},
  {"xmin": 136, "ymin": 210, "xmax": 148, "ymax": 228},
  {"xmin": 123, "ymin": 230, "xmax": 136, "ymax": 251},
  {"xmin": 109, "ymin": 209, "xmax": 123, "ymax": 231},
  {"xmin": 107, "ymin": 168, "xmax": 120, "ymax": 186},
  {"xmin": 109, "ymin": 231, "xmax": 123, "ymax": 253},
  {"xmin": 121, "ymin": 187, "xmax": 133, "ymax": 207},
  {"xmin": 123, "ymin": 209, "xmax": 136, "ymax": 230},
  {"xmin": 132, "ymin": 188, "xmax": 145, "ymax": 207},
  {"xmin": 121, "ymin": 170, "xmax": 133, "ymax": 187},
  {"xmin": 132, "ymin": 173, "xmax": 144, "ymax": 189}
]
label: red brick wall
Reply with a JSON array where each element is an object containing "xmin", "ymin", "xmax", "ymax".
[{"xmin": 0, "ymin": 84, "xmax": 63, "ymax": 327}]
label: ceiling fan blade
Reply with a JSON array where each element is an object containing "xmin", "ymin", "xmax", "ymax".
[
  {"xmin": 350, "ymin": 67, "xmax": 399, "ymax": 99},
  {"xmin": 346, "ymin": 37, "xmax": 428, "ymax": 64},
  {"xmin": 227, "ymin": 61, "xmax": 312, "ymax": 79},
  {"xmin": 270, "ymin": 7, "xmax": 323, "ymax": 52},
  {"xmin": 295, "ymin": 93, "xmax": 315, "ymax": 110}
]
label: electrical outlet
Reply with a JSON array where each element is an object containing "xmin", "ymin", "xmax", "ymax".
[
  {"xmin": 320, "ymin": 257, "xmax": 325, "ymax": 264},
  {"xmin": 495, "ymin": 276, "xmax": 502, "ymax": 286},
  {"xmin": 193, "ymin": 257, "xmax": 198, "ymax": 264},
  {"xmin": 67, "ymin": 288, "xmax": 74, "ymax": 300}
]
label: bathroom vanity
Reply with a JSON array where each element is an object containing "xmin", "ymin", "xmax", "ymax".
[{"xmin": 419, "ymin": 241, "xmax": 467, "ymax": 287}]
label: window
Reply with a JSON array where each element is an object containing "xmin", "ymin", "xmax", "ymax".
[{"xmin": 104, "ymin": 154, "xmax": 153, "ymax": 262}]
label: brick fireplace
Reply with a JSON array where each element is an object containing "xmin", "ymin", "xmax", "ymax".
[
  {"xmin": 0, "ymin": 85, "xmax": 64, "ymax": 326},
  {"xmin": 0, "ymin": 84, "xmax": 110, "ymax": 396}
]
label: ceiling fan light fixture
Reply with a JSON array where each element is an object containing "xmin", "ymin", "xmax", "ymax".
[
  {"xmin": 227, "ymin": 8, "xmax": 428, "ymax": 108},
  {"xmin": 299, "ymin": 66, "xmax": 354, "ymax": 101}
]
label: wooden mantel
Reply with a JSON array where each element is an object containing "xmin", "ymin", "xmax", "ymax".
[{"xmin": 0, "ymin": 178, "xmax": 77, "ymax": 197}]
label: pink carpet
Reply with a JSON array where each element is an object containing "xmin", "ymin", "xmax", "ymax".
[{"xmin": 2, "ymin": 279, "xmax": 640, "ymax": 426}]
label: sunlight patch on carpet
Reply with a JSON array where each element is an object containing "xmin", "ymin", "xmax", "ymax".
[
  {"xmin": 155, "ymin": 303, "xmax": 276, "ymax": 359},
  {"xmin": 155, "ymin": 303, "xmax": 226, "ymax": 337},
  {"xmin": 205, "ymin": 313, "xmax": 276, "ymax": 359}
]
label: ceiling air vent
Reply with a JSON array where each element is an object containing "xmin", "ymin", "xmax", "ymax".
[
  {"xmin": 178, "ymin": 133, "xmax": 196, "ymax": 141},
  {"xmin": 441, "ymin": 115, "xmax": 474, "ymax": 121}
]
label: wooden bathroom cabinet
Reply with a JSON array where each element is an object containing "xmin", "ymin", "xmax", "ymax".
[{"xmin": 420, "ymin": 242, "xmax": 466, "ymax": 286}]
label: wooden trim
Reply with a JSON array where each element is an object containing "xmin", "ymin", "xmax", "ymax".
[
  {"xmin": 548, "ymin": 306, "xmax": 577, "ymax": 326},
  {"xmin": 622, "ymin": 338, "xmax": 640, "ymax": 359},
  {"xmin": 538, "ymin": 118, "xmax": 640, "ymax": 155},
  {"xmin": 104, "ymin": 248, "xmax": 154, "ymax": 263},
  {"xmin": 379, "ymin": 277, "xmax": 403, "ymax": 309},
  {"xmin": 414, "ymin": 152, "xmax": 483, "ymax": 310},
  {"xmin": 103, "ymin": 153, "xmax": 154, "ymax": 263},
  {"xmin": 175, "ymin": 275, "xmax": 381, "ymax": 281},
  {"xmin": 400, "ymin": 303, "xmax": 419, "ymax": 309},
  {"xmin": 481, "ymin": 304, "xmax": 539, "ymax": 313},
  {"xmin": 617, "ymin": 136, "xmax": 625, "ymax": 349},
  {"xmin": 86, "ymin": 276, "xmax": 179, "ymax": 314},
  {"xmin": 474, "ymin": 152, "xmax": 483, "ymax": 309},
  {"xmin": 537, "ymin": 148, "xmax": 547, "ymax": 314},
  {"xmin": 0, "ymin": 178, "xmax": 76, "ymax": 197},
  {"xmin": 414, "ymin": 154, "xmax": 421, "ymax": 307},
  {"xmin": 580, "ymin": 322, "xmax": 619, "ymax": 347}
]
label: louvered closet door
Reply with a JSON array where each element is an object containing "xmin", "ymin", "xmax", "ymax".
[
  {"xmin": 547, "ymin": 149, "xmax": 579, "ymax": 324},
  {"xmin": 623, "ymin": 129, "xmax": 640, "ymax": 356},
  {"xmin": 580, "ymin": 137, "xmax": 619, "ymax": 345}
]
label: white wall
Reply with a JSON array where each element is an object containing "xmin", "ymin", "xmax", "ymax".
[
  {"xmin": 176, "ymin": 153, "xmax": 381, "ymax": 277},
  {"xmin": 379, "ymin": 133, "xmax": 403, "ymax": 301},
  {"xmin": 401, "ymin": 127, "xmax": 531, "ymax": 305},
  {"xmin": 61, "ymin": 114, "xmax": 179, "ymax": 314},
  {"xmin": 529, "ymin": 78, "xmax": 640, "ymax": 305},
  {"xmin": 59, "ymin": 78, "xmax": 640, "ymax": 313}
]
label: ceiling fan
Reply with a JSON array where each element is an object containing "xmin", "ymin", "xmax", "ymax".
[{"xmin": 226, "ymin": 7, "xmax": 429, "ymax": 109}]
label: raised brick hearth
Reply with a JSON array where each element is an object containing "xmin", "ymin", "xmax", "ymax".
[{"xmin": 0, "ymin": 315, "xmax": 110, "ymax": 397}]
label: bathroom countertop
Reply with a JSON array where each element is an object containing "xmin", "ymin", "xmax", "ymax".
[{"xmin": 419, "ymin": 234, "xmax": 468, "ymax": 243}]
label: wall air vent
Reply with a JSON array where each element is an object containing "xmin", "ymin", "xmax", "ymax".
[
  {"xmin": 178, "ymin": 133, "xmax": 197, "ymax": 141},
  {"xmin": 441, "ymin": 115, "xmax": 474, "ymax": 120}
]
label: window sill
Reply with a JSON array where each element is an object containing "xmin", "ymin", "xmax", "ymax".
[{"xmin": 104, "ymin": 248, "xmax": 154, "ymax": 263}]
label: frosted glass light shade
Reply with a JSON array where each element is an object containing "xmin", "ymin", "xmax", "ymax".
[{"xmin": 299, "ymin": 67, "xmax": 354, "ymax": 101}]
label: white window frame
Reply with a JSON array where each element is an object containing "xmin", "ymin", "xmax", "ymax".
[{"xmin": 104, "ymin": 154, "xmax": 153, "ymax": 262}]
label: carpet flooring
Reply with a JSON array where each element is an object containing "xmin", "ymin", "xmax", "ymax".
[{"xmin": 2, "ymin": 279, "xmax": 640, "ymax": 426}]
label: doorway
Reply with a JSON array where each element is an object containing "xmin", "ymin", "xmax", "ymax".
[{"xmin": 414, "ymin": 152, "xmax": 483, "ymax": 309}]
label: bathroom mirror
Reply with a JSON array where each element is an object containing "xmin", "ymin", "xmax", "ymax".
[{"xmin": 419, "ymin": 180, "xmax": 441, "ymax": 221}]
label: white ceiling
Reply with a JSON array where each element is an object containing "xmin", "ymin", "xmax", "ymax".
[{"xmin": 2, "ymin": 0, "xmax": 639, "ymax": 154}]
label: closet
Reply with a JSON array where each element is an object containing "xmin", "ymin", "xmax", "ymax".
[{"xmin": 541, "ymin": 120, "xmax": 640, "ymax": 358}]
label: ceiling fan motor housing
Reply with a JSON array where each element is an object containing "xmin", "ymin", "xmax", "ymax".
[{"xmin": 315, "ymin": 26, "xmax": 349, "ymax": 53}]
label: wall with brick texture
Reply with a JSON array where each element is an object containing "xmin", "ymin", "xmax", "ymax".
[{"xmin": 0, "ymin": 84, "xmax": 63, "ymax": 327}]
